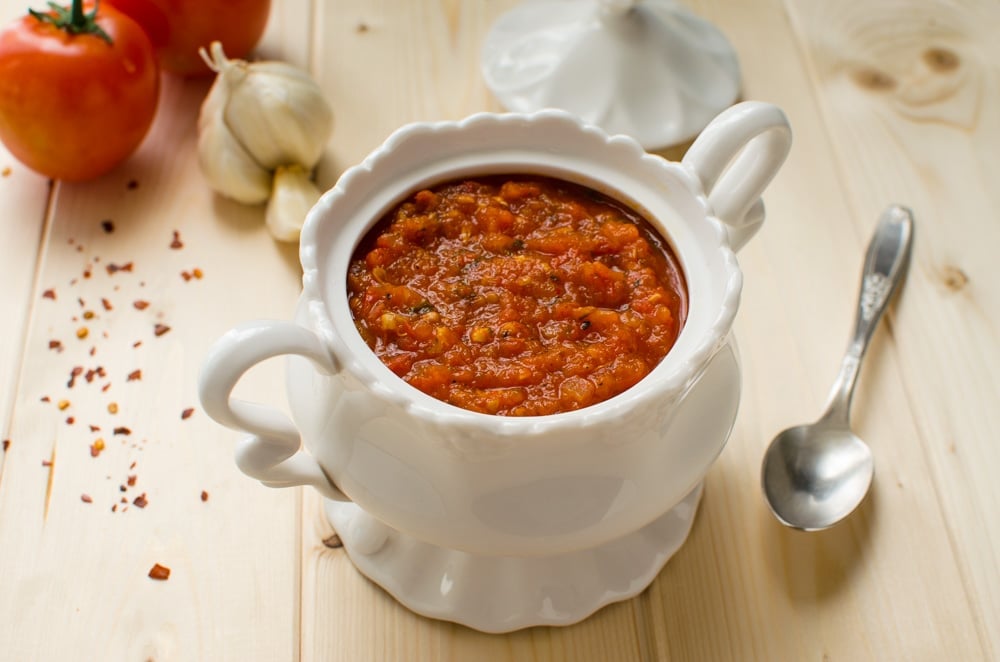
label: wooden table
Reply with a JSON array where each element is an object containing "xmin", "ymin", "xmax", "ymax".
[{"xmin": 1, "ymin": 1, "xmax": 997, "ymax": 659}]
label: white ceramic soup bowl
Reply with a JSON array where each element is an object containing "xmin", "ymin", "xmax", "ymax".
[{"xmin": 199, "ymin": 102, "xmax": 789, "ymax": 593}]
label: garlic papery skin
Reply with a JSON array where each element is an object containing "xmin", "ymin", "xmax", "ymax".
[
  {"xmin": 197, "ymin": 99, "xmax": 272, "ymax": 204},
  {"xmin": 200, "ymin": 41, "xmax": 333, "ymax": 171},
  {"xmin": 266, "ymin": 165, "xmax": 323, "ymax": 242}
]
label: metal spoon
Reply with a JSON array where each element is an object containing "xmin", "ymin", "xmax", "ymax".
[{"xmin": 761, "ymin": 205, "xmax": 914, "ymax": 531}]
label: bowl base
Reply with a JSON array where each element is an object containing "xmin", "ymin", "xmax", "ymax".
[{"xmin": 324, "ymin": 482, "xmax": 703, "ymax": 632}]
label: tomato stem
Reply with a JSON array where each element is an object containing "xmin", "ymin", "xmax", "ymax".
[{"xmin": 28, "ymin": 0, "xmax": 112, "ymax": 44}]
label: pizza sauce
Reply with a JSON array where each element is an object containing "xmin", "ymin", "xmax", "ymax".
[{"xmin": 347, "ymin": 176, "xmax": 687, "ymax": 416}]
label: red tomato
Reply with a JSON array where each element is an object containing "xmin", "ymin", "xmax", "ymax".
[
  {"xmin": 0, "ymin": 2, "xmax": 159, "ymax": 182},
  {"xmin": 105, "ymin": 0, "xmax": 270, "ymax": 75}
]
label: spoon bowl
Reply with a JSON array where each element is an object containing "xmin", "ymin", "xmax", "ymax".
[
  {"xmin": 762, "ymin": 422, "xmax": 874, "ymax": 531},
  {"xmin": 761, "ymin": 205, "xmax": 913, "ymax": 531}
]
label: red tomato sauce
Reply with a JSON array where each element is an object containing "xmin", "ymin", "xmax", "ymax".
[{"xmin": 347, "ymin": 176, "xmax": 687, "ymax": 416}]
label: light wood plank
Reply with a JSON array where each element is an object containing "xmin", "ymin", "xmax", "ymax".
[
  {"xmin": 0, "ymin": 3, "xmax": 311, "ymax": 658},
  {"xmin": 779, "ymin": 1, "xmax": 1000, "ymax": 656},
  {"xmin": 640, "ymin": 0, "xmax": 987, "ymax": 659}
]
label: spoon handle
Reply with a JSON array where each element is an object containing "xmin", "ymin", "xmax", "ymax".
[{"xmin": 821, "ymin": 205, "xmax": 914, "ymax": 424}]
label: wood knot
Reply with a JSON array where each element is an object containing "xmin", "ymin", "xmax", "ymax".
[
  {"xmin": 322, "ymin": 533, "xmax": 343, "ymax": 549},
  {"xmin": 850, "ymin": 67, "xmax": 897, "ymax": 91},
  {"xmin": 356, "ymin": 22, "xmax": 369, "ymax": 33},
  {"xmin": 941, "ymin": 265, "xmax": 969, "ymax": 292},
  {"xmin": 924, "ymin": 47, "xmax": 960, "ymax": 72}
]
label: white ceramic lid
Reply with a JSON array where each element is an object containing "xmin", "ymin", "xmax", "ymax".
[{"xmin": 481, "ymin": 0, "xmax": 742, "ymax": 149}]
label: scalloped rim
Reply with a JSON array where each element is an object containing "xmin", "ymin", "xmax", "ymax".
[
  {"xmin": 299, "ymin": 110, "xmax": 742, "ymax": 437},
  {"xmin": 326, "ymin": 483, "xmax": 703, "ymax": 633}
]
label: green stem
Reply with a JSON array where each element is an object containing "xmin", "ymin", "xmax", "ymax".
[{"xmin": 28, "ymin": 0, "xmax": 113, "ymax": 44}]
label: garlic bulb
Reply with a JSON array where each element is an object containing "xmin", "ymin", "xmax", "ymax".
[{"xmin": 197, "ymin": 41, "xmax": 333, "ymax": 240}]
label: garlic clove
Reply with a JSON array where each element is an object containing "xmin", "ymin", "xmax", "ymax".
[
  {"xmin": 266, "ymin": 165, "xmax": 324, "ymax": 242},
  {"xmin": 197, "ymin": 104, "xmax": 273, "ymax": 204},
  {"xmin": 224, "ymin": 67, "xmax": 334, "ymax": 171}
]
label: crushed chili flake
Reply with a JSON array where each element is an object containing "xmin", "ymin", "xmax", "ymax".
[
  {"xmin": 180, "ymin": 271, "xmax": 192, "ymax": 282},
  {"xmin": 107, "ymin": 402, "xmax": 118, "ymax": 414},
  {"xmin": 89, "ymin": 439, "xmax": 105, "ymax": 457},
  {"xmin": 76, "ymin": 327, "xmax": 89, "ymax": 340},
  {"xmin": 114, "ymin": 426, "xmax": 132, "ymax": 436},
  {"xmin": 119, "ymin": 484, "xmax": 127, "ymax": 492},
  {"xmin": 89, "ymin": 346, "xmax": 96, "ymax": 356},
  {"xmin": 129, "ymin": 461, "xmax": 136, "ymax": 469},
  {"xmin": 80, "ymin": 494, "xmax": 93, "ymax": 503},
  {"xmin": 181, "ymin": 408, "xmax": 194, "ymax": 420},
  {"xmin": 101, "ymin": 383, "xmax": 111, "ymax": 392},
  {"xmin": 40, "ymin": 396, "xmax": 51, "ymax": 403},
  {"xmin": 83, "ymin": 269, "xmax": 91, "ymax": 278},
  {"xmin": 49, "ymin": 340, "xmax": 63, "ymax": 352},
  {"xmin": 154, "ymin": 324, "xmax": 171, "ymax": 337},
  {"xmin": 106, "ymin": 262, "xmax": 133, "ymax": 275},
  {"xmin": 200, "ymin": 490, "xmax": 209, "ymax": 502},
  {"xmin": 133, "ymin": 300, "xmax": 149, "ymax": 310},
  {"xmin": 41, "ymin": 459, "xmax": 52, "ymax": 467},
  {"xmin": 133, "ymin": 493, "xmax": 148, "ymax": 508},
  {"xmin": 111, "ymin": 504, "xmax": 118, "ymax": 512},
  {"xmin": 66, "ymin": 417, "xmax": 75, "ymax": 425},
  {"xmin": 170, "ymin": 230, "xmax": 184, "ymax": 249},
  {"xmin": 127, "ymin": 369, "xmax": 142, "ymax": 382},
  {"xmin": 193, "ymin": 267, "xmax": 203, "ymax": 279},
  {"xmin": 127, "ymin": 475, "xmax": 137, "ymax": 486},
  {"xmin": 2, "ymin": 439, "xmax": 9, "ymax": 451},
  {"xmin": 42, "ymin": 289, "xmax": 56, "ymax": 300},
  {"xmin": 132, "ymin": 341, "xmax": 142, "ymax": 348},
  {"xmin": 101, "ymin": 298, "xmax": 113, "ymax": 311},
  {"xmin": 57, "ymin": 399, "xmax": 70, "ymax": 410},
  {"xmin": 148, "ymin": 563, "xmax": 170, "ymax": 580},
  {"xmin": 101, "ymin": 219, "xmax": 115, "ymax": 233},
  {"xmin": 89, "ymin": 425, "xmax": 100, "ymax": 432}
]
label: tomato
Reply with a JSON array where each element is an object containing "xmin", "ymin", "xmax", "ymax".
[
  {"xmin": 0, "ymin": 2, "xmax": 159, "ymax": 182},
  {"xmin": 105, "ymin": 0, "xmax": 270, "ymax": 75}
]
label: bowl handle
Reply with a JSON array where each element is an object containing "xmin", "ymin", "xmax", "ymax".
[
  {"xmin": 198, "ymin": 320, "xmax": 350, "ymax": 501},
  {"xmin": 682, "ymin": 101, "xmax": 792, "ymax": 251}
]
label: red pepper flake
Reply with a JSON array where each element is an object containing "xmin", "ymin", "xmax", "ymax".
[
  {"xmin": 66, "ymin": 417, "xmax": 75, "ymax": 425},
  {"xmin": 127, "ymin": 474, "xmax": 137, "ymax": 486},
  {"xmin": 41, "ymin": 459, "xmax": 52, "ymax": 467},
  {"xmin": 101, "ymin": 219, "xmax": 115, "ymax": 233},
  {"xmin": 170, "ymin": 230, "xmax": 184, "ymax": 249},
  {"xmin": 89, "ymin": 425, "xmax": 101, "ymax": 432},
  {"xmin": 101, "ymin": 383, "xmax": 112, "ymax": 392},
  {"xmin": 127, "ymin": 369, "xmax": 142, "ymax": 382},
  {"xmin": 133, "ymin": 493, "xmax": 148, "ymax": 508},
  {"xmin": 181, "ymin": 407, "xmax": 194, "ymax": 420},
  {"xmin": 89, "ymin": 346, "xmax": 97, "ymax": 357},
  {"xmin": 111, "ymin": 504, "xmax": 118, "ymax": 512},
  {"xmin": 180, "ymin": 270, "xmax": 192, "ymax": 282},
  {"xmin": 49, "ymin": 340, "xmax": 63, "ymax": 352},
  {"xmin": 200, "ymin": 490, "xmax": 209, "ymax": 502},
  {"xmin": 132, "ymin": 341, "xmax": 142, "ymax": 349},
  {"xmin": 101, "ymin": 298, "xmax": 113, "ymax": 311},
  {"xmin": 2, "ymin": 439, "xmax": 9, "ymax": 451},
  {"xmin": 154, "ymin": 324, "xmax": 171, "ymax": 337},
  {"xmin": 57, "ymin": 399, "xmax": 70, "ymax": 411},
  {"xmin": 129, "ymin": 461, "xmax": 137, "ymax": 470},
  {"xmin": 40, "ymin": 396, "xmax": 51, "ymax": 403},
  {"xmin": 114, "ymin": 426, "xmax": 132, "ymax": 436},
  {"xmin": 80, "ymin": 494, "xmax": 93, "ymax": 504},
  {"xmin": 77, "ymin": 245, "xmax": 85, "ymax": 253},
  {"xmin": 106, "ymin": 262, "xmax": 133, "ymax": 275},
  {"xmin": 148, "ymin": 563, "xmax": 170, "ymax": 580},
  {"xmin": 192, "ymin": 267, "xmax": 204, "ymax": 279},
  {"xmin": 42, "ymin": 288, "xmax": 56, "ymax": 300},
  {"xmin": 133, "ymin": 300, "xmax": 149, "ymax": 310},
  {"xmin": 83, "ymin": 268, "xmax": 91, "ymax": 278},
  {"xmin": 89, "ymin": 439, "xmax": 105, "ymax": 457}
]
